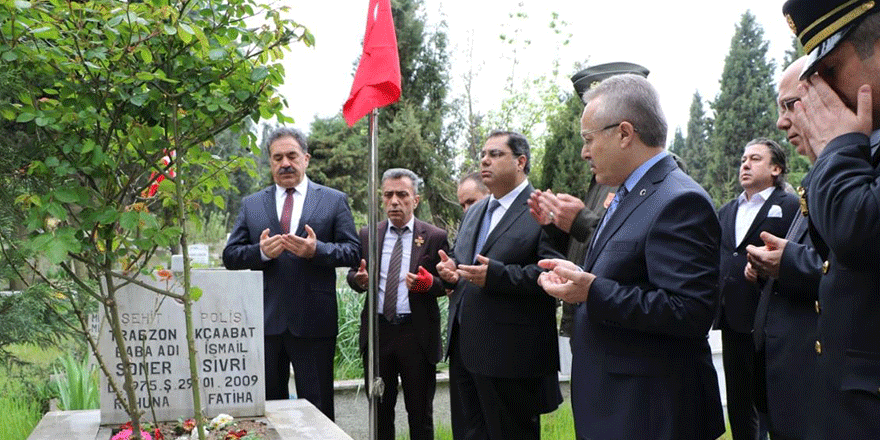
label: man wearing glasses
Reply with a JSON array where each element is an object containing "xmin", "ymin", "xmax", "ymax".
[
  {"xmin": 437, "ymin": 131, "xmax": 564, "ymax": 440},
  {"xmin": 538, "ymin": 74, "xmax": 725, "ymax": 440}
]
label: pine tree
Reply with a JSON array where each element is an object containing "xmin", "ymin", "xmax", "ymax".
[
  {"xmin": 705, "ymin": 11, "xmax": 779, "ymax": 205},
  {"xmin": 539, "ymin": 94, "xmax": 590, "ymax": 195},
  {"xmin": 680, "ymin": 91, "xmax": 712, "ymax": 187}
]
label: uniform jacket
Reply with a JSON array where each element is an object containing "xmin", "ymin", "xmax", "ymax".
[{"xmin": 805, "ymin": 132, "xmax": 880, "ymax": 438}]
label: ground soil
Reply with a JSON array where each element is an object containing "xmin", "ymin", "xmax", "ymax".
[{"xmin": 111, "ymin": 419, "xmax": 271, "ymax": 440}]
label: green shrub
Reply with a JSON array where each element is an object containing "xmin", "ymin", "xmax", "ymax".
[
  {"xmin": 52, "ymin": 354, "xmax": 99, "ymax": 410},
  {"xmin": 335, "ymin": 283, "xmax": 364, "ymax": 380}
]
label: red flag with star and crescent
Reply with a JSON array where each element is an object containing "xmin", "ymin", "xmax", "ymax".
[{"xmin": 343, "ymin": 0, "xmax": 401, "ymax": 127}]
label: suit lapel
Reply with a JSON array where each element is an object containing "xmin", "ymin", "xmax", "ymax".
[
  {"xmin": 479, "ymin": 184, "xmax": 532, "ymax": 256},
  {"xmin": 262, "ymin": 186, "xmax": 282, "ymax": 234},
  {"xmin": 721, "ymin": 205, "xmax": 738, "ymax": 250},
  {"xmin": 409, "ymin": 219, "xmax": 426, "ymax": 273},
  {"xmin": 738, "ymin": 187, "xmax": 782, "ymax": 250},
  {"xmin": 585, "ymin": 156, "xmax": 675, "ymax": 270},
  {"xmin": 296, "ymin": 181, "xmax": 323, "ymax": 235},
  {"xmin": 457, "ymin": 197, "xmax": 487, "ymax": 264}
]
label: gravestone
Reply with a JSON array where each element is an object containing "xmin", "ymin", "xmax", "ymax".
[
  {"xmin": 188, "ymin": 244, "xmax": 210, "ymax": 266},
  {"xmin": 92, "ymin": 269, "xmax": 264, "ymax": 424}
]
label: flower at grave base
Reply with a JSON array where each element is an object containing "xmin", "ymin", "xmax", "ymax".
[
  {"xmin": 111, "ymin": 427, "xmax": 153, "ymax": 440},
  {"xmin": 224, "ymin": 429, "xmax": 248, "ymax": 440},
  {"xmin": 209, "ymin": 413, "xmax": 234, "ymax": 430}
]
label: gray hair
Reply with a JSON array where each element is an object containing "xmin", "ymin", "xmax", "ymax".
[
  {"xmin": 382, "ymin": 168, "xmax": 422, "ymax": 194},
  {"xmin": 847, "ymin": 10, "xmax": 880, "ymax": 60},
  {"xmin": 582, "ymin": 74, "xmax": 668, "ymax": 147},
  {"xmin": 459, "ymin": 171, "xmax": 489, "ymax": 193},
  {"xmin": 266, "ymin": 127, "xmax": 309, "ymax": 155}
]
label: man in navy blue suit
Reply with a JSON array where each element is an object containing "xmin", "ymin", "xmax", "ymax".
[
  {"xmin": 779, "ymin": 0, "xmax": 880, "ymax": 436},
  {"xmin": 716, "ymin": 137, "xmax": 798, "ymax": 440},
  {"xmin": 222, "ymin": 127, "xmax": 360, "ymax": 420},
  {"xmin": 539, "ymin": 74, "xmax": 725, "ymax": 440}
]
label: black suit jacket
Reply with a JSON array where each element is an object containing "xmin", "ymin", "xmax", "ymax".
[
  {"xmin": 222, "ymin": 181, "xmax": 360, "ymax": 337},
  {"xmin": 753, "ymin": 207, "xmax": 821, "ymax": 438},
  {"xmin": 446, "ymin": 183, "xmax": 564, "ymax": 378},
  {"xmin": 347, "ymin": 218, "xmax": 449, "ymax": 364},
  {"xmin": 572, "ymin": 155, "xmax": 725, "ymax": 440},
  {"xmin": 717, "ymin": 187, "xmax": 799, "ymax": 333},
  {"xmin": 804, "ymin": 132, "xmax": 880, "ymax": 438}
]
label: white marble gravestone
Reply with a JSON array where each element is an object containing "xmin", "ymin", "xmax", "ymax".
[{"xmin": 93, "ymin": 269, "xmax": 265, "ymax": 424}]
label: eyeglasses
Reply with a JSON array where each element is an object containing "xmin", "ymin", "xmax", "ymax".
[
  {"xmin": 581, "ymin": 123, "xmax": 622, "ymax": 137},
  {"xmin": 778, "ymin": 97, "xmax": 800, "ymax": 114}
]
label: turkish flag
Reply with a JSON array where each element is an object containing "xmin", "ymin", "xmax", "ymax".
[{"xmin": 343, "ymin": 0, "xmax": 401, "ymax": 127}]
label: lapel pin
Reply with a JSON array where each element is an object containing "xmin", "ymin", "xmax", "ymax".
[
  {"xmin": 414, "ymin": 236, "xmax": 425, "ymax": 247},
  {"xmin": 639, "ymin": 189, "xmax": 646, "ymax": 196}
]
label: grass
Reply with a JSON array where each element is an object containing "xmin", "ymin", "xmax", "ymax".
[{"xmin": 0, "ymin": 344, "xmax": 69, "ymax": 440}]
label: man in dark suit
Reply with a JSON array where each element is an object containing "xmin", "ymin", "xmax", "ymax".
[
  {"xmin": 222, "ymin": 127, "xmax": 360, "ymax": 420},
  {"xmin": 717, "ymin": 138, "xmax": 798, "ymax": 440},
  {"xmin": 743, "ymin": 56, "xmax": 821, "ymax": 440},
  {"xmin": 539, "ymin": 74, "xmax": 725, "ymax": 440},
  {"xmin": 436, "ymin": 131, "xmax": 564, "ymax": 440},
  {"xmin": 346, "ymin": 168, "xmax": 449, "ymax": 440},
  {"xmin": 779, "ymin": 1, "xmax": 880, "ymax": 436}
]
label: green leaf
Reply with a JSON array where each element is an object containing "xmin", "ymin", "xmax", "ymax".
[
  {"xmin": 212, "ymin": 195, "xmax": 225, "ymax": 209},
  {"xmin": 135, "ymin": 72, "xmax": 154, "ymax": 81},
  {"xmin": 189, "ymin": 286, "xmax": 203, "ymax": 302},
  {"xmin": 163, "ymin": 24, "xmax": 177, "ymax": 35},
  {"xmin": 208, "ymin": 48, "xmax": 226, "ymax": 60},
  {"xmin": 178, "ymin": 23, "xmax": 194, "ymax": 44},
  {"xmin": 54, "ymin": 188, "xmax": 79, "ymax": 203},
  {"xmin": 250, "ymin": 66, "xmax": 268, "ymax": 82},
  {"xmin": 130, "ymin": 93, "xmax": 148, "ymax": 107},
  {"xmin": 2, "ymin": 50, "xmax": 18, "ymax": 61},
  {"xmin": 13, "ymin": 0, "xmax": 31, "ymax": 9},
  {"xmin": 16, "ymin": 112, "xmax": 34, "ymax": 123},
  {"xmin": 138, "ymin": 48, "xmax": 153, "ymax": 63}
]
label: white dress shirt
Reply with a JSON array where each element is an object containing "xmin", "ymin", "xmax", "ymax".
[
  {"xmin": 260, "ymin": 177, "xmax": 309, "ymax": 261},
  {"xmin": 735, "ymin": 186, "xmax": 775, "ymax": 246},
  {"xmin": 378, "ymin": 217, "xmax": 414, "ymax": 315},
  {"xmin": 483, "ymin": 179, "xmax": 530, "ymax": 237}
]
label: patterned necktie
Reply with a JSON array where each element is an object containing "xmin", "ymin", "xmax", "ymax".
[
  {"xmin": 383, "ymin": 226, "xmax": 407, "ymax": 321},
  {"xmin": 279, "ymin": 188, "xmax": 295, "ymax": 234},
  {"xmin": 586, "ymin": 185, "xmax": 629, "ymax": 265},
  {"xmin": 473, "ymin": 199, "xmax": 501, "ymax": 262}
]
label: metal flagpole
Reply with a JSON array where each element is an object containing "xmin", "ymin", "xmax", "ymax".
[{"xmin": 366, "ymin": 108, "xmax": 383, "ymax": 440}]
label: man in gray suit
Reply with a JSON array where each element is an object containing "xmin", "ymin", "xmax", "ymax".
[
  {"xmin": 437, "ymin": 130, "xmax": 564, "ymax": 440},
  {"xmin": 222, "ymin": 127, "xmax": 360, "ymax": 419}
]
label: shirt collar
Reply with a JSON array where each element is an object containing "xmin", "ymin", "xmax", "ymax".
[
  {"xmin": 737, "ymin": 185, "xmax": 775, "ymax": 205},
  {"xmin": 275, "ymin": 176, "xmax": 309, "ymax": 199},
  {"xmin": 387, "ymin": 216, "xmax": 415, "ymax": 233},
  {"xmin": 490, "ymin": 179, "xmax": 530, "ymax": 211},
  {"xmin": 621, "ymin": 150, "xmax": 668, "ymax": 193}
]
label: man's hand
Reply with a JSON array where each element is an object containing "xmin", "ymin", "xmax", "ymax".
[
  {"xmin": 354, "ymin": 259, "xmax": 368, "ymax": 289},
  {"xmin": 794, "ymin": 76, "xmax": 872, "ymax": 158},
  {"xmin": 745, "ymin": 231, "xmax": 788, "ymax": 280},
  {"xmin": 457, "ymin": 255, "xmax": 490, "ymax": 288},
  {"xmin": 284, "ymin": 224, "xmax": 317, "ymax": 259},
  {"xmin": 260, "ymin": 228, "xmax": 285, "ymax": 259},
  {"xmin": 407, "ymin": 266, "xmax": 433, "ymax": 293},
  {"xmin": 528, "ymin": 190, "xmax": 585, "ymax": 233},
  {"xmin": 537, "ymin": 258, "xmax": 595, "ymax": 303},
  {"xmin": 436, "ymin": 250, "xmax": 459, "ymax": 284},
  {"xmin": 528, "ymin": 190, "xmax": 553, "ymax": 225}
]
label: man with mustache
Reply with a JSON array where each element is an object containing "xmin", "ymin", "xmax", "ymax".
[
  {"xmin": 715, "ymin": 137, "xmax": 798, "ymax": 440},
  {"xmin": 223, "ymin": 127, "xmax": 360, "ymax": 419}
]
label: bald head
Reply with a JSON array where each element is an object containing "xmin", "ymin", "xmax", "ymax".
[{"xmin": 776, "ymin": 56, "xmax": 816, "ymax": 162}]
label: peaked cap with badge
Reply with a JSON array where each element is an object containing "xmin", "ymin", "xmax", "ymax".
[{"xmin": 570, "ymin": 62, "xmax": 649, "ymax": 102}]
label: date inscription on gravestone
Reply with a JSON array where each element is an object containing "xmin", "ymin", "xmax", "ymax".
[{"xmin": 95, "ymin": 270, "xmax": 264, "ymax": 424}]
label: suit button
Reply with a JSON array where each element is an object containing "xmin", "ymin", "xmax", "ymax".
[
  {"xmin": 815, "ymin": 301, "xmax": 821, "ymax": 314},
  {"xmin": 822, "ymin": 260, "xmax": 830, "ymax": 274},
  {"xmin": 733, "ymin": 252, "xmax": 738, "ymax": 257},
  {"xmin": 815, "ymin": 340, "xmax": 822, "ymax": 354}
]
